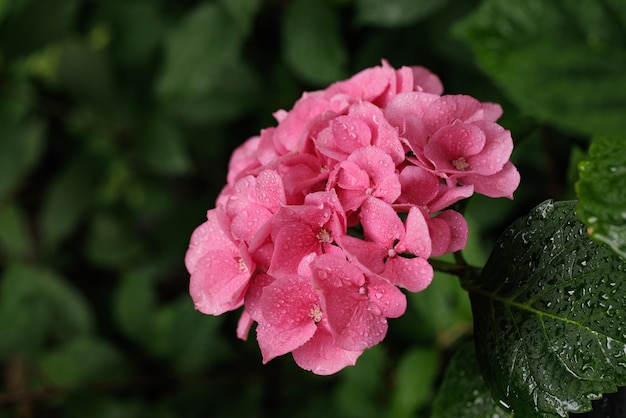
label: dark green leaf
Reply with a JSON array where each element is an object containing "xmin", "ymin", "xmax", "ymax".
[
  {"xmin": 0, "ymin": 116, "xmax": 45, "ymax": 201},
  {"xmin": 469, "ymin": 200, "xmax": 626, "ymax": 417},
  {"xmin": 219, "ymin": 0, "xmax": 262, "ymax": 36},
  {"xmin": 455, "ymin": 0, "xmax": 626, "ymax": 136},
  {"xmin": 0, "ymin": 204, "xmax": 31, "ymax": 258},
  {"xmin": 156, "ymin": 3, "xmax": 242, "ymax": 101},
  {"xmin": 406, "ymin": 269, "xmax": 473, "ymax": 344},
  {"xmin": 86, "ymin": 212, "xmax": 144, "ymax": 267},
  {"xmin": 388, "ymin": 348, "xmax": 439, "ymax": 417},
  {"xmin": 40, "ymin": 153, "xmax": 101, "ymax": 249},
  {"xmin": 334, "ymin": 346, "xmax": 386, "ymax": 418},
  {"xmin": 0, "ymin": 264, "xmax": 93, "ymax": 359},
  {"xmin": 57, "ymin": 41, "xmax": 115, "ymax": 105},
  {"xmin": 113, "ymin": 271, "xmax": 157, "ymax": 344},
  {"xmin": 355, "ymin": 0, "xmax": 449, "ymax": 28},
  {"xmin": 166, "ymin": 61, "xmax": 261, "ymax": 125},
  {"xmin": 135, "ymin": 117, "xmax": 191, "ymax": 175},
  {"xmin": 576, "ymin": 136, "xmax": 626, "ymax": 259},
  {"xmin": 0, "ymin": 0, "xmax": 80, "ymax": 58},
  {"xmin": 152, "ymin": 297, "xmax": 229, "ymax": 373},
  {"xmin": 106, "ymin": 1, "xmax": 164, "ymax": 71},
  {"xmin": 38, "ymin": 337, "xmax": 126, "ymax": 388},
  {"xmin": 432, "ymin": 341, "xmax": 512, "ymax": 418},
  {"xmin": 282, "ymin": 0, "xmax": 347, "ymax": 86}
]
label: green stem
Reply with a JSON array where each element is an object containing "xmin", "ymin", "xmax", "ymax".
[{"xmin": 430, "ymin": 258, "xmax": 482, "ymax": 280}]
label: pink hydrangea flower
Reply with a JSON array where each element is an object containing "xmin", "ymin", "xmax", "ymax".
[{"xmin": 186, "ymin": 60, "xmax": 520, "ymax": 375}]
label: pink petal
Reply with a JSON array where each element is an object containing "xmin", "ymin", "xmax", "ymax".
[
  {"xmin": 316, "ymin": 115, "xmax": 372, "ymax": 161},
  {"xmin": 428, "ymin": 184, "xmax": 474, "ymax": 213},
  {"xmin": 237, "ymin": 310, "xmax": 254, "ymax": 340},
  {"xmin": 359, "ymin": 197, "xmax": 404, "ymax": 247},
  {"xmin": 366, "ymin": 274, "xmax": 407, "ymax": 317},
  {"xmin": 459, "ymin": 161, "xmax": 520, "ymax": 199},
  {"xmin": 185, "ymin": 209, "xmax": 236, "ymax": 273},
  {"xmin": 401, "ymin": 206, "xmax": 432, "ymax": 258},
  {"xmin": 269, "ymin": 222, "xmax": 320, "ymax": 277},
  {"xmin": 243, "ymin": 273, "xmax": 276, "ymax": 322},
  {"xmin": 411, "ymin": 66, "xmax": 444, "ymax": 95},
  {"xmin": 347, "ymin": 102, "xmax": 404, "ymax": 164},
  {"xmin": 338, "ymin": 234, "xmax": 387, "ymax": 274},
  {"xmin": 311, "ymin": 255, "xmax": 390, "ymax": 351},
  {"xmin": 255, "ymin": 274, "xmax": 323, "ymax": 362},
  {"xmin": 398, "ymin": 165, "xmax": 441, "ymax": 207},
  {"xmin": 423, "ymin": 95, "xmax": 483, "ymax": 132},
  {"xmin": 257, "ymin": 319, "xmax": 317, "ymax": 364},
  {"xmin": 189, "ymin": 250, "xmax": 251, "ymax": 315},
  {"xmin": 292, "ymin": 321, "xmax": 362, "ymax": 375},
  {"xmin": 428, "ymin": 216, "xmax": 451, "ymax": 258},
  {"xmin": 273, "ymin": 93, "xmax": 332, "ymax": 154},
  {"xmin": 383, "ymin": 256, "xmax": 433, "ymax": 292},
  {"xmin": 425, "ymin": 122, "xmax": 487, "ymax": 173},
  {"xmin": 384, "ymin": 91, "xmax": 439, "ymax": 129},
  {"xmin": 261, "ymin": 275, "xmax": 321, "ymax": 330},
  {"xmin": 427, "ymin": 210, "xmax": 468, "ymax": 257}
]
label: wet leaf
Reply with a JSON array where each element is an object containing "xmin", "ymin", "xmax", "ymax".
[
  {"xmin": 469, "ymin": 200, "xmax": 626, "ymax": 417},
  {"xmin": 431, "ymin": 341, "xmax": 512, "ymax": 418},
  {"xmin": 455, "ymin": 0, "xmax": 626, "ymax": 136},
  {"xmin": 576, "ymin": 136, "xmax": 626, "ymax": 259}
]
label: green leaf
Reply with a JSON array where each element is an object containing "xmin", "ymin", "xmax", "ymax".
[
  {"xmin": 455, "ymin": 0, "xmax": 626, "ymax": 136},
  {"xmin": 0, "ymin": 203, "xmax": 31, "ymax": 258},
  {"xmin": 135, "ymin": 117, "xmax": 191, "ymax": 175},
  {"xmin": 38, "ymin": 337, "xmax": 126, "ymax": 388},
  {"xmin": 355, "ymin": 0, "xmax": 449, "ymax": 28},
  {"xmin": 469, "ymin": 200, "xmax": 626, "ymax": 417},
  {"xmin": 0, "ymin": 0, "xmax": 80, "ymax": 59},
  {"xmin": 113, "ymin": 270, "xmax": 157, "ymax": 344},
  {"xmin": 40, "ymin": 152, "xmax": 101, "ymax": 249},
  {"xmin": 406, "ymin": 269, "xmax": 473, "ymax": 344},
  {"xmin": 152, "ymin": 297, "xmax": 229, "ymax": 373},
  {"xmin": 105, "ymin": 1, "xmax": 164, "ymax": 71},
  {"xmin": 57, "ymin": 41, "xmax": 115, "ymax": 105},
  {"xmin": 388, "ymin": 347, "xmax": 439, "ymax": 418},
  {"xmin": 334, "ymin": 346, "xmax": 386, "ymax": 418},
  {"xmin": 432, "ymin": 341, "xmax": 512, "ymax": 418},
  {"xmin": 576, "ymin": 136, "xmax": 626, "ymax": 259},
  {"xmin": 0, "ymin": 264, "xmax": 93, "ymax": 359},
  {"xmin": 86, "ymin": 212, "xmax": 143, "ymax": 267},
  {"xmin": 282, "ymin": 0, "xmax": 347, "ymax": 86},
  {"xmin": 166, "ymin": 61, "xmax": 261, "ymax": 125},
  {"xmin": 0, "ymin": 116, "xmax": 45, "ymax": 201},
  {"xmin": 156, "ymin": 3, "xmax": 242, "ymax": 101},
  {"xmin": 219, "ymin": 0, "xmax": 261, "ymax": 36}
]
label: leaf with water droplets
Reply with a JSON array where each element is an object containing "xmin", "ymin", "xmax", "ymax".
[
  {"xmin": 576, "ymin": 135, "xmax": 626, "ymax": 260},
  {"xmin": 470, "ymin": 200, "xmax": 626, "ymax": 417}
]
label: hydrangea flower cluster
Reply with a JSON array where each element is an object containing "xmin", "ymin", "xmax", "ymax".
[{"xmin": 185, "ymin": 61, "xmax": 519, "ymax": 375}]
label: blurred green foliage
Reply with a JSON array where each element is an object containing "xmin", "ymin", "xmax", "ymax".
[{"xmin": 0, "ymin": 0, "xmax": 620, "ymax": 417}]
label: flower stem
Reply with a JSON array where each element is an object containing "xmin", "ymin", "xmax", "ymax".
[{"xmin": 430, "ymin": 258, "xmax": 482, "ymax": 279}]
